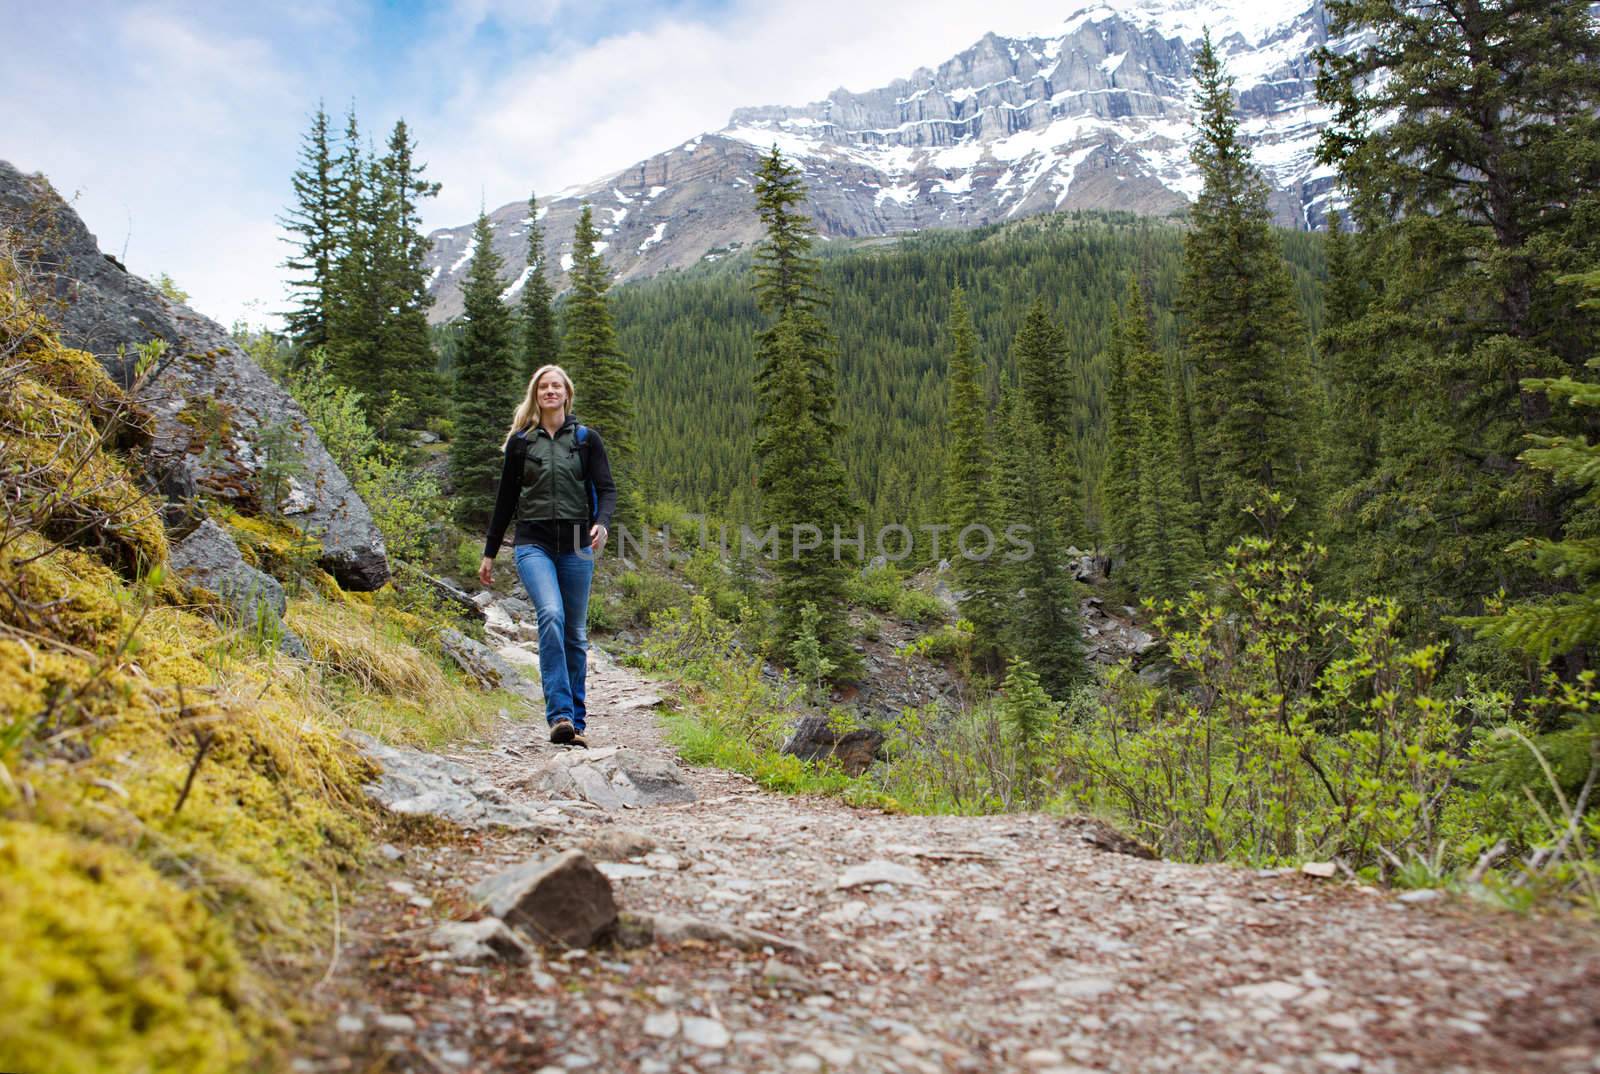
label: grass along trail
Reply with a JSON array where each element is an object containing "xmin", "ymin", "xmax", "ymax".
[{"xmin": 294, "ymin": 646, "xmax": 1600, "ymax": 1074}]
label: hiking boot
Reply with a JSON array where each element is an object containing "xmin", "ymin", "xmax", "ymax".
[
  {"xmin": 549, "ymin": 718, "xmax": 576, "ymax": 745},
  {"xmin": 569, "ymin": 730, "xmax": 588, "ymax": 749}
]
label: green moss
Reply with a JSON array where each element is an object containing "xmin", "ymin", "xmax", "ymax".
[
  {"xmin": 219, "ymin": 510, "xmax": 321, "ymax": 585},
  {"xmin": 0, "ymin": 353, "xmax": 167, "ymax": 576},
  {"xmin": 0, "ymin": 821, "xmax": 258, "ymax": 1074}
]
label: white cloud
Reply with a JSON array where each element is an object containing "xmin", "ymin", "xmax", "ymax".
[
  {"xmin": 421, "ymin": 0, "xmax": 1073, "ymax": 230},
  {"xmin": 4, "ymin": 0, "xmax": 1096, "ymax": 328}
]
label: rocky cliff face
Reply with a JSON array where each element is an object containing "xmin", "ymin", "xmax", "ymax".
[
  {"xmin": 424, "ymin": 0, "xmax": 1338, "ymax": 322},
  {"xmin": 0, "ymin": 160, "xmax": 391, "ymax": 590}
]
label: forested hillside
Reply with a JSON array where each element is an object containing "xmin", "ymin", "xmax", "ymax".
[{"xmin": 601, "ymin": 213, "xmax": 1326, "ymax": 534}]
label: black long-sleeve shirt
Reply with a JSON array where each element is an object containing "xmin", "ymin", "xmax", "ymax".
[{"xmin": 482, "ymin": 417, "xmax": 617, "ymax": 559}]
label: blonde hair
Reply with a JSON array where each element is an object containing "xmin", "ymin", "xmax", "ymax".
[{"xmin": 503, "ymin": 364, "xmax": 576, "ymax": 449}]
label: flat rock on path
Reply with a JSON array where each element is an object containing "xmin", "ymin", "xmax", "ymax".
[{"xmin": 304, "ymin": 646, "xmax": 1600, "ymax": 1074}]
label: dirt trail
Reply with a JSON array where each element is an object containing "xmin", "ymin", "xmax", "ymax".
[{"xmin": 294, "ymin": 650, "xmax": 1600, "ymax": 1074}]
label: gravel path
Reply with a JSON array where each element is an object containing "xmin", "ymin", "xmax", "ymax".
[{"xmin": 294, "ymin": 649, "xmax": 1600, "ymax": 1074}]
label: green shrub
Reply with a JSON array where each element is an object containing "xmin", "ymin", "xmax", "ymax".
[
  {"xmin": 1055, "ymin": 537, "xmax": 1471, "ymax": 875},
  {"xmin": 683, "ymin": 547, "xmax": 747, "ymax": 621},
  {"xmin": 892, "ymin": 587, "xmax": 947, "ymax": 624},
  {"xmin": 847, "ymin": 563, "xmax": 903, "ymax": 613},
  {"xmin": 617, "ymin": 569, "xmax": 687, "ymax": 627},
  {"xmin": 897, "ymin": 619, "xmax": 974, "ymax": 667}
]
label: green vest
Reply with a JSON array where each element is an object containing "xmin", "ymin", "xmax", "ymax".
[{"xmin": 516, "ymin": 424, "xmax": 589, "ymax": 522}]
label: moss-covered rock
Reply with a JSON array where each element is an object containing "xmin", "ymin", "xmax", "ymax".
[{"xmin": 0, "ymin": 249, "xmax": 378, "ymax": 1073}]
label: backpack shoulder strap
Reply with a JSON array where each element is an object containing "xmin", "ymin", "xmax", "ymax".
[{"xmin": 573, "ymin": 424, "xmax": 598, "ymax": 518}]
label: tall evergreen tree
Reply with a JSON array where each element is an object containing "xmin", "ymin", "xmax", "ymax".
[
  {"xmin": 1313, "ymin": 211, "xmax": 1380, "ymax": 534},
  {"xmin": 1315, "ymin": 0, "xmax": 1600, "ymax": 630},
  {"xmin": 1127, "ymin": 335, "xmax": 1205, "ymax": 599},
  {"xmin": 1102, "ymin": 277, "xmax": 1147, "ymax": 564},
  {"xmin": 368, "ymin": 118, "xmax": 442, "ymax": 431},
  {"xmin": 519, "ymin": 191, "xmax": 560, "ymax": 389},
  {"xmin": 1180, "ymin": 32, "xmax": 1308, "ymax": 547},
  {"xmin": 1015, "ymin": 298, "xmax": 1071, "ymax": 432},
  {"xmin": 994, "ymin": 383, "xmax": 1086, "ymax": 697},
  {"xmin": 562, "ymin": 205, "xmax": 635, "ymax": 468},
  {"xmin": 750, "ymin": 147, "xmax": 857, "ymax": 674},
  {"xmin": 1013, "ymin": 298, "xmax": 1086, "ymax": 544},
  {"xmin": 325, "ymin": 108, "xmax": 381, "ymax": 398},
  {"xmin": 1108, "ymin": 275, "xmax": 1204, "ymax": 597},
  {"xmin": 450, "ymin": 211, "xmax": 515, "ymax": 526},
  {"xmin": 281, "ymin": 102, "xmax": 338, "ymax": 354},
  {"xmin": 752, "ymin": 146, "xmax": 838, "ymax": 430},
  {"xmin": 559, "ymin": 205, "xmax": 637, "ymax": 529},
  {"xmin": 943, "ymin": 287, "xmax": 1005, "ymax": 668},
  {"xmin": 759, "ymin": 312, "xmax": 858, "ymax": 674}
]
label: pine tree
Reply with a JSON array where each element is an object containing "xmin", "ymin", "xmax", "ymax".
[
  {"xmin": 1313, "ymin": 211, "xmax": 1381, "ymax": 558},
  {"xmin": 943, "ymin": 286, "xmax": 1005, "ymax": 668},
  {"xmin": 450, "ymin": 211, "xmax": 515, "ymax": 526},
  {"xmin": 760, "ymin": 312, "xmax": 858, "ymax": 673},
  {"xmin": 1172, "ymin": 361, "xmax": 1201, "ymax": 508},
  {"xmin": 1180, "ymin": 32, "xmax": 1307, "ymax": 548},
  {"xmin": 325, "ymin": 108, "xmax": 382, "ymax": 404},
  {"xmin": 281, "ymin": 102, "xmax": 338, "ymax": 354},
  {"xmin": 1013, "ymin": 298, "xmax": 1086, "ymax": 544},
  {"xmin": 1000, "ymin": 657, "xmax": 1058, "ymax": 806},
  {"xmin": 1103, "ymin": 276, "xmax": 1150, "ymax": 564},
  {"xmin": 994, "ymin": 383, "xmax": 1086, "ymax": 698},
  {"xmin": 752, "ymin": 146, "xmax": 837, "ymax": 430},
  {"xmin": 1114, "ymin": 276, "xmax": 1204, "ymax": 599},
  {"xmin": 369, "ymin": 118, "xmax": 442, "ymax": 432},
  {"xmin": 562, "ymin": 205, "xmax": 635, "ymax": 465},
  {"xmin": 1015, "ymin": 298, "xmax": 1071, "ymax": 432},
  {"xmin": 1465, "ymin": 271, "xmax": 1600, "ymax": 661},
  {"xmin": 1461, "ymin": 269, "xmax": 1600, "ymax": 799},
  {"xmin": 1315, "ymin": 0, "xmax": 1600, "ymax": 630},
  {"xmin": 519, "ymin": 191, "xmax": 559, "ymax": 388},
  {"xmin": 750, "ymin": 147, "xmax": 857, "ymax": 675}
]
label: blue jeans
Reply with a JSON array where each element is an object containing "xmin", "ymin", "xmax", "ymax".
[{"xmin": 512, "ymin": 543, "xmax": 595, "ymax": 731}]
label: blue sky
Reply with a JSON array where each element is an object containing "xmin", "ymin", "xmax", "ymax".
[{"xmin": 3, "ymin": 0, "xmax": 1068, "ymax": 327}]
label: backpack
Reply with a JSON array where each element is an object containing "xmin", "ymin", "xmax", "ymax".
[{"xmin": 573, "ymin": 423, "xmax": 599, "ymax": 520}]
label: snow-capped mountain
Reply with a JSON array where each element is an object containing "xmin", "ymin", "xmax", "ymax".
[{"xmin": 424, "ymin": 0, "xmax": 1340, "ymax": 322}]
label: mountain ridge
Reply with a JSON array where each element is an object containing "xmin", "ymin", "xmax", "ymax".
[{"xmin": 424, "ymin": 0, "xmax": 1337, "ymax": 323}]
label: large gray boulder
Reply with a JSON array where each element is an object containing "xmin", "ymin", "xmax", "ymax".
[
  {"xmin": 0, "ymin": 161, "xmax": 389, "ymax": 590},
  {"xmin": 782, "ymin": 714, "xmax": 884, "ymax": 776},
  {"xmin": 168, "ymin": 520, "xmax": 307, "ymax": 658}
]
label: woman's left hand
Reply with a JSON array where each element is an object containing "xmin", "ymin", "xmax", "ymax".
[{"xmin": 590, "ymin": 523, "xmax": 608, "ymax": 556}]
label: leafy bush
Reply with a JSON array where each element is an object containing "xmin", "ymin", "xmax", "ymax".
[
  {"xmin": 616, "ymin": 568, "xmax": 688, "ymax": 628},
  {"xmin": 847, "ymin": 563, "xmax": 903, "ymax": 613},
  {"xmin": 284, "ymin": 349, "xmax": 443, "ymax": 563},
  {"xmin": 1055, "ymin": 537, "xmax": 1471, "ymax": 875},
  {"xmin": 897, "ymin": 619, "xmax": 975, "ymax": 668},
  {"xmin": 682, "ymin": 547, "xmax": 748, "ymax": 621},
  {"xmin": 893, "ymin": 587, "xmax": 947, "ymax": 623}
]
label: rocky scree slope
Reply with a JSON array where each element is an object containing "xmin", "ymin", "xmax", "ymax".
[{"xmin": 426, "ymin": 0, "xmax": 1338, "ymax": 321}]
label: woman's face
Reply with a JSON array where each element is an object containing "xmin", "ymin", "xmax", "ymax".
[{"xmin": 536, "ymin": 373, "xmax": 568, "ymax": 413}]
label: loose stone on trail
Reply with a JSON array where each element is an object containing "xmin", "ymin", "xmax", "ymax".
[
  {"xmin": 835, "ymin": 860, "xmax": 931, "ymax": 890},
  {"xmin": 472, "ymin": 849, "xmax": 618, "ymax": 950}
]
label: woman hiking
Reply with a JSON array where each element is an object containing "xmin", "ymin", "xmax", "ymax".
[{"xmin": 478, "ymin": 364, "xmax": 617, "ymax": 747}]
